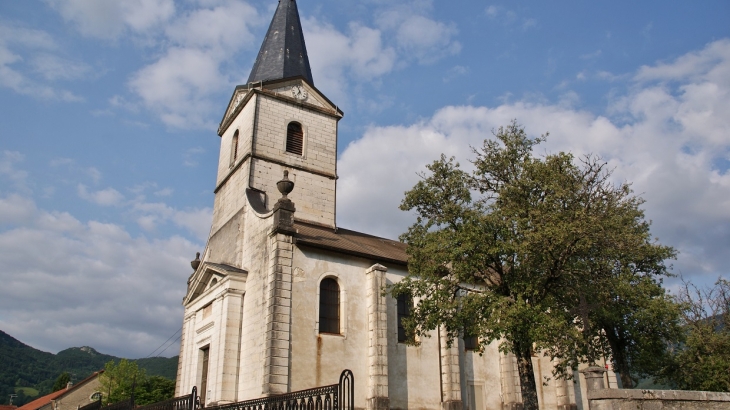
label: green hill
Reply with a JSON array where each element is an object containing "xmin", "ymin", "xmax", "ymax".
[{"xmin": 0, "ymin": 330, "xmax": 178, "ymax": 406}]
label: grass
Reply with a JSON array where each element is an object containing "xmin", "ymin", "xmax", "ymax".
[{"xmin": 15, "ymin": 387, "xmax": 39, "ymax": 397}]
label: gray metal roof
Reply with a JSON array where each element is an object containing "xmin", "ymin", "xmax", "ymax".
[{"xmin": 247, "ymin": 0, "xmax": 314, "ymax": 85}]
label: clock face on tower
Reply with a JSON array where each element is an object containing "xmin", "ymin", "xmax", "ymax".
[{"xmin": 291, "ymin": 85, "xmax": 308, "ymax": 101}]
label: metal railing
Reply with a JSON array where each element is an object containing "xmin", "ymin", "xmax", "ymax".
[
  {"xmin": 98, "ymin": 370, "xmax": 353, "ymax": 410},
  {"xmin": 137, "ymin": 387, "xmax": 199, "ymax": 410},
  {"xmin": 205, "ymin": 370, "xmax": 354, "ymax": 410}
]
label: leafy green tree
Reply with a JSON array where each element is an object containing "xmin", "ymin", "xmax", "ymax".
[
  {"xmin": 99, "ymin": 360, "xmax": 146, "ymax": 405},
  {"xmin": 392, "ymin": 121, "xmax": 676, "ymax": 410},
  {"xmin": 660, "ymin": 278, "xmax": 730, "ymax": 391},
  {"xmin": 587, "ymin": 274, "xmax": 682, "ymax": 388},
  {"xmin": 52, "ymin": 372, "xmax": 71, "ymax": 392},
  {"xmin": 135, "ymin": 376, "xmax": 176, "ymax": 405}
]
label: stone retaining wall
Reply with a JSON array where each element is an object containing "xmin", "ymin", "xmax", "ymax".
[
  {"xmin": 587, "ymin": 388, "xmax": 730, "ymax": 410},
  {"xmin": 580, "ymin": 366, "xmax": 730, "ymax": 410}
]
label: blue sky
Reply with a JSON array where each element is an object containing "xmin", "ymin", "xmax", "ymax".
[{"xmin": 0, "ymin": 0, "xmax": 728, "ymax": 359}]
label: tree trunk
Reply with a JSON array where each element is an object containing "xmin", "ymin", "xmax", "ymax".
[
  {"xmin": 604, "ymin": 326, "xmax": 634, "ymax": 388},
  {"xmin": 514, "ymin": 341, "xmax": 539, "ymax": 410}
]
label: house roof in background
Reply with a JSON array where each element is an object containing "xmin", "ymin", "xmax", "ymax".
[{"xmin": 16, "ymin": 371, "xmax": 103, "ymax": 410}]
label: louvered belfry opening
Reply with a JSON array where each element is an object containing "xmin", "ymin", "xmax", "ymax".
[
  {"xmin": 319, "ymin": 278, "xmax": 340, "ymax": 334},
  {"xmin": 286, "ymin": 121, "xmax": 304, "ymax": 155}
]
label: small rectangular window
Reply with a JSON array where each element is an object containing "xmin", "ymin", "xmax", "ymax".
[{"xmin": 397, "ymin": 293, "xmax": 413, "ymax": 343}]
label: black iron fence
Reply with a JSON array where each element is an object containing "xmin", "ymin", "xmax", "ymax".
[
  {"xmin": 98, "ymin": 370, "xmax": 353, "ymax": 410},
  {"xmin": 206, "ymin": 370, "xmax": 354, "ymax": 410},
  {"xmin": 137, "ymin": 387, "xmax": 199, "ymax": 410}
]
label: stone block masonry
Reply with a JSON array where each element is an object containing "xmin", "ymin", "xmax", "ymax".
[
  {"xmin": 365, "ymin": 264, "xmax": 389, "ymax": 410},
  {"xmin": 586, "ymin": 389, "xmax": 730, "ymax": 410},
  {"xmin": 262, "ymin": 231, "xmax": 294, "ymax": 395},
  {"xmin": 581, "ymin": 367, "xmax": 730, "ymax": 410}
]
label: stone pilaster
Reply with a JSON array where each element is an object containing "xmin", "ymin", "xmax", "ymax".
[
  {"xmin": 439, "ymin": 328, "xmax": 462, "ymax": 410},
  {"xmin": 500, "ymin": 353, "xmax": 523, "ymax": 410},
  {"xmin": 580, "ymin": 367, "xmax": 607, "ymax": 392},
  {"xmin": 365, "ymin": 264, "xmax": 389, "ymax": 410},
  {"xmin": 175, "ymin": 315, "xmax": 190, "ymax": 396},
  {"xmin": 215, "ymin": 290, "xmax": 245, "ymax": 404},
  {"xmin": 262, "ymin": 231, "xmax": 293, "ymax": 395},
  {"xmin": 555, "ymin": 372, "xmax": 577, "ymax": 410}
]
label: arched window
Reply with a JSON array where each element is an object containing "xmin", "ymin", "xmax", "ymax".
[
  {"xmin": 286, "ymin": 122, "xmax": 304, "ymax": 155},
  {"xmin": 319, "ymin": 278, "xmax": 339, "ymax": 334},
  {"xmin": 230, "ymin": 130, "xmax": 239, "ymax": 167},
  {"xmin": 397, "ymin": 293, "xmax": 413, "ymax": 343}
]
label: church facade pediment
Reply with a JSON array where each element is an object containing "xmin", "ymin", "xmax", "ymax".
[{"xmin": 184, "ymin": 261, "xmax": 247, "ymax": 306}]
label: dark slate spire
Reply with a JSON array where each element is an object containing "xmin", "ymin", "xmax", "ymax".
[{"xmin": 247, "ymin": 0, "xmax": 314, "ymax": 85}]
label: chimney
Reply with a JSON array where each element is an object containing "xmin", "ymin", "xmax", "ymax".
[{"xmin": 66, "ymin": 381, "xmax": 73, "ymax": 390}]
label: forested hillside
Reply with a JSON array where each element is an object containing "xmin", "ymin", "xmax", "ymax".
[{"xmin": 0, "ymin": 330, "xmax": 178, "ymax": 406}]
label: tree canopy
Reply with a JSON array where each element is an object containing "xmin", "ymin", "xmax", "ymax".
[
  {"xmin": 99, "ymin": 359, "xmax": 145, "ymax": 405},
  {"xmin": 52, "ymin": 372, "xmax": 71, "ymax": 392},
  {"xmin": 392, "ymin": 121, "xmax": 678, "ymax": 410},
  {"xmin": 99, "ymin": 359, "xmax": 175, "ymax": 406},
  {"xmin": 660, "ymin": 278, "xmax": 730, "ymax": 392}
]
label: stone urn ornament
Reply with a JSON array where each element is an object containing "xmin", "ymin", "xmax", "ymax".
[
  {"xmin": 277, "ymin": 170, "xmax": 295, "ymax": 198},
  {"xmin": 191, "ymin": 252, "xmax": 201, "ymax": 271}
]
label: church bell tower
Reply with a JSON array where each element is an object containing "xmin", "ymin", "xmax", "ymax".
[
  {"xmin": 177, "ymin": 0, "xmax": 343, "ymax": 403},
  {"xmin": 211, "ymin": 0, "xmax": 343, "ymax": 240}
]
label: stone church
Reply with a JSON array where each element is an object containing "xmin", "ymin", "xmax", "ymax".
[{"xmin": 174, "ymin": 1, "xmax": 615, "ymax": 409}]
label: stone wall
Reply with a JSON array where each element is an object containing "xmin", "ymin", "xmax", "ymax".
[
  {"xmin": 581, "ymin": 367, "xmax": 730, "ymax": 410},
  {"xmin": 587, "ymin": 389, "xmax": 730, "ymax": 410}
]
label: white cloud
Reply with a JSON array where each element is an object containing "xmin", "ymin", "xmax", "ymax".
[
  {"xmin": 155, "ymin": 188, "xmax": 174, "ymax": 197},
  {"xmin": 31, "ymin": 53, "xmax": 92, "ymax": 81},
  {"xmin": 0, "ymin": 194, "xmax": 37, "ymax": 225},
  {"xmin": 0, "ymin": 151, "xmax": 29, "ymax": 190},
  {"xmin": 483, "ymin": 5, "xmax": 536, "ymax": 31},
  {"xmin": 129, "ymin": 47, "xmax": 224, "ymax": 129},
  {"xmin": 444, "ymin": 65, "xmax": 469, "ymax": 82},
  {"xmin": 0, "ymin": 23, "xmax": 84, "ymax": 101},
  {"xmin": 45, "ymin": 0, "xmax": 175, "ymax": 40},
  {"xmin": 305, "ymin": 19, "xmax": 397, "ymax": 103},
  {"xmin": 126, "ymin": 1, "xmax": 261, "ymax": 129},
  {"xmin": 635, "ymin": 39, "xmax": 730, "ymax": 83},
  {"xmin": 396, "ymin": 16, "xmax": 460, "ymax": 63},
  {"xmin": 164, "ymin": 1, "xmax": 258, "ymax": 52},
  {"xmin": 129, "ymin": 197, "xmax": 212, "ymax": 242},
  {"xmin": 0, "ymin": 195, "xmax": 196, "ymax": 357},
  {"xmin": 580, "ymin": 50, "xmax": 602, "ymax": 60},
  {"xmin": 336, "ymin": 39, "xmax": 730, "ymax": 288},
  {"xmin": 183, "ymin": 147, "xmax": 206, "ymax": 167},
  {"xmin": 77, "ymin": 184, "xmax": 125, "ymax": 206}
]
